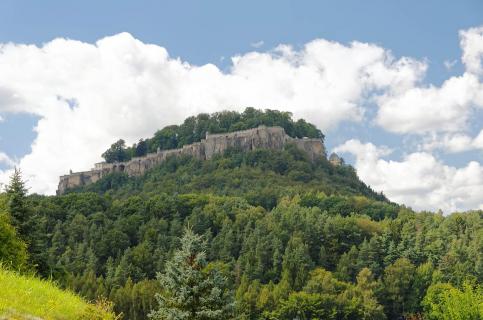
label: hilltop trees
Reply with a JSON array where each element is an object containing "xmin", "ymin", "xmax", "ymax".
[
  {"xmin": 101, "ymin": 108, "xmax": 324, "ymax": 163},
  {"xmin": 149, "ymin": 228, "xmax": 234, "ymax": 320},
  {"xmin": 102, "ymin": 139, "xmax": 131, "ymax": 163}
]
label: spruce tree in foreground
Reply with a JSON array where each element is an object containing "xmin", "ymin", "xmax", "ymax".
[
  {"xmin": 5, "ymin": 168, "xmax": 31, "ymax": 239},
  {"xmin": 149, "ymin": 228, "xmax": 234, "ymax": 320}
]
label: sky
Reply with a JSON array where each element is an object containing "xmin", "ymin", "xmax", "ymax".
[{"xmin": 0, "ymin": 0, "xmax": 482, "ymax": 213}]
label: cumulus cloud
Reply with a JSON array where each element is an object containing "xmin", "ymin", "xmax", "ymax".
[
  {"xmin": 0, "ymin": 33, "xmax": 425, "ymax": 194},
  {"xmin": 419, "ymin": 130, "xmax": 483, "ymax": 153},
  {"xmin": 0, "ymin": 152, "xmax": 15, "ymax": 168},
  {"xmin": 460, "ymin": 26, "xmax": 483, "ymax": 75},
  {"xmin": 376, "ymin": 26, "xmax": 483, "ymax": 135},
  {"xmin": 334, "ymin": 139, "xmax": 483, "ymax": 213}
]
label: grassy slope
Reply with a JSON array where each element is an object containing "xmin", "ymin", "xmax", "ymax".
[{"xmin": 0, "ymin": 267, "xmax": 116, "ymax": 320}]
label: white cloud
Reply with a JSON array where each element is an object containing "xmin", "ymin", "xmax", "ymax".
[
  {"xmin": 419, "ymin": 130, "xmax": 483, "ymax": 153},
  {"xmin": 250, "ymin": 40, "xmax": 264, "ymax": 48},
  {"xmin": 0, "ymin": 152, "xmax": 16, "ymax": 190},
  {"xmin": 376, "ymin": 26, "xmax": 483, "ymax": 135},
  {"xmin": 377, "ymin": 73, "xmax": 481, "ymax": 134},
  {"xmin": 334, "ymin": 139, "xmax": 483, "ymax": 213},
  {"xmin": 0, "ymin": 33, "xmax": 424, "ymax": 194},
  {"xmin": 444, "ymin": 59, "xmax": 457, "ymax": 70},
  {"xmin": 460, "ymin": 26, "xmax": 483, "ymax": 75},
  {"xmin": 0, "ymin": 152, "xmax": 15, "ymax": 168}
]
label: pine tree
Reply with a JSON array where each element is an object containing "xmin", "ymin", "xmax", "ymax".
[
  {"xmin": 5, "ymin": 168, "xmax": 30, "ymax": 238},
  {"xmin": 5, "ymin": 168, "xmax": 48, "ymax": 272},
  {"xmin": 149, "ymin": 228, "xmax": 235, "ymax": 320},
  {"xmin": 281, "ymin": 235, "xmax": 313, "ymax": 290}
]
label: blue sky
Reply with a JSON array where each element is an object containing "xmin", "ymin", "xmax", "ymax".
[{"xmin": 0, "ymin": 1, "xmax": 482, "ymax": 212}]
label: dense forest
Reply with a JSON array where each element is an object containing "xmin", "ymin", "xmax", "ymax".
[{"xmin": 1, "ymin": 109, "xmax": 482, "ymax": 319}]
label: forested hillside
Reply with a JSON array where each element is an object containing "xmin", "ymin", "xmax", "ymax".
[{"xmin": 1, "ymin": 109, "xmax": 481, "ymax": 320}]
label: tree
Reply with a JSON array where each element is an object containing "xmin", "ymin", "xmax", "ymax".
[
  {"xmin": 281, "ymin": 235, "xmax": 313, "ymax": 291},
  {"xmin": 102, "ymin": 139, "xmax": 130, "ymax": 163},
  {"xmin": 423, "ymin": 282, "xmax": 483, "ymax": 320},
  {"xmin": 0, "ymin": 212, "xmax": 28, "ymax": 269},
  {"xmin": 5, "ymin": 168, "xmax": 30, "ymax": 238},
  {"xmin": 149, "ymin": 228, "xmax": 234, "ymax": 320},
  {"xmin": 348, "ymin": 268, "xmax": 386, "ymax": 320},
  {"xmin": 268, "ymin": 291, "xmax": 339, "ymax": 320},
  {"xmin": 383, "ymin": 257, "xmax": 416, "ymax": 317},
  {"xmin": 135, "ymin": 139, "xmax": 148, "ymax": 157}
]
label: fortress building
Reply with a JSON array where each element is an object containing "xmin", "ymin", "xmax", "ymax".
[{"xmin": 57, "ymin": 125, "xmax": 326, "ymax": 194}]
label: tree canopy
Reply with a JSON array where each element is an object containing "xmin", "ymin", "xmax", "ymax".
[
  {"xmin": 101, "ymin": 108, "xmax": 324, "ymax": 163},
  {"xmin": 149, "ymin": 228, "xmax": 234, "ymax": 320}
]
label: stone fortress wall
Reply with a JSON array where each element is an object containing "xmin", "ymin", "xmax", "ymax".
[{"xmin": 57, "ymin": 125, "xmax": 326, "ymax": 195}]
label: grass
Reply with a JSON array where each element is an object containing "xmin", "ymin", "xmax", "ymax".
[{"xmin": 0, "ymin": 267, "xmax": 118, "ymax": 320}]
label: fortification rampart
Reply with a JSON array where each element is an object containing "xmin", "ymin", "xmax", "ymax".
[{"xmin": 57, "ymin": 125, "xmax": 326, "ymax": 194}]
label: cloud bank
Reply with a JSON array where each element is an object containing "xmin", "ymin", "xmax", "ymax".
[
  {"xmin": 0, "ymin": 26, "xmax": 481, "ymax": 213},
  {"xmin": 376, "ymin": 26, "xmax": 483, "ymax": 135},
  {"xmin": 334, "ymin": 140, "xmax": 483, "ymax": 212},
  {"xmin": 0, "ymin": 32, "xmax": 423, "ymax": 194}
]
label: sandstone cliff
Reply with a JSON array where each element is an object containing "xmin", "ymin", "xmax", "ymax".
[{"xmin": 57, "ymin": 125, "xmax": 326, "ymax": 194}]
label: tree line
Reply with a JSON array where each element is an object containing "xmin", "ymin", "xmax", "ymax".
[{"xmin": 101, "ymin": 108, "xmax": 323, "ymax": 163}]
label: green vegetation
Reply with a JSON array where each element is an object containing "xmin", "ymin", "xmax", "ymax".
[
  {"xmin": 149, "ymin": 228, "xmax": 234, "ymax": 319},
  {"xmin": 1, "ymin": 110, "xmax": 481, "ymax": 319},
  {"xmin": 0, "ymin": 213, "xmax": 28, "ymax": 270},
  {"xmin": 101, "ymin": 108, "xmax": 323, "ymax": 163},
  {"xmin": 423, "ymin": 282, "xmax": 483, "ymax": 320},
  {"xmin": 0, "ymin": 267, "xmax": 117, "ymax": 320},
  {"xmin": 78, "ymin": 145, "xmax": 387, "ymax": 209}
]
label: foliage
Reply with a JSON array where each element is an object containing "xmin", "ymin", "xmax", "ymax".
[
  {"xmin": 12, "ymin": 189, "xmax": 481, "ymax": 319},
  {"xmin": 423, "ymin": 282, "xmax": 483, "ymax": 320},
  {"xmin": 1, "ymin": 113, "xmax": 481, "ymax": 319},
  {"xmin": 0, "ymin": 213, "xmax": 28, "ymax": 270},
  {"xmin": 102, "ymin": 139, "xmax": 131, "ymax": 163},
  {"xmin": 101, "ymin": 107, "xmax": 324, "ymax": 163},
  {"xmin": 149, "ymin": 228, "xmax": 234, "ymax": 320},
  {"xmin": 266, "ymin": 268, "xmax": 386, "ymax": 320},
  {"xmin": 5, "ymin": 168, "xmax": 30, "ymax": 238},
  {"xmin": 81, "ymin": 145, "xmax": 387, "ymax": 208},
  {"xmin": 4, "ymin": 168, "xmax": 47, "ymax": 273}
]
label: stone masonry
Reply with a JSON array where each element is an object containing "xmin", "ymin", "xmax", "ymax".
[{"xmin": 57, "ymin": 125, "xmax": 326, "ymax": 195}]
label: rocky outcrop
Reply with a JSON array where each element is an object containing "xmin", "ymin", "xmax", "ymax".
[{"xmin": 57, "ymin": 125, "xmax": 326, "ymax": 195}]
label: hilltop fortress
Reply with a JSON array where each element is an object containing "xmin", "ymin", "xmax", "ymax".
[{"xmin": 57, "ymin": 125, "xmax": 326, "ymax": 195}]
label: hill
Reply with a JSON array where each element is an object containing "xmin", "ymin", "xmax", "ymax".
[
  {"xmin": 0, "ymin": 267, "xmax": 117, "ymax": 319},
  {"xmin": 1, "ymin": 109, "xmax": 481, "ymax": 320},
  {"xmin": 70, "ymin": 144, "xmax": 387, "ymax": 209}
]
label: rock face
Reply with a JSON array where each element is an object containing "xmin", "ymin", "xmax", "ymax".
[{"xmin": 57, "ymin": 125, "xmax": 325, "ymax": 195}]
